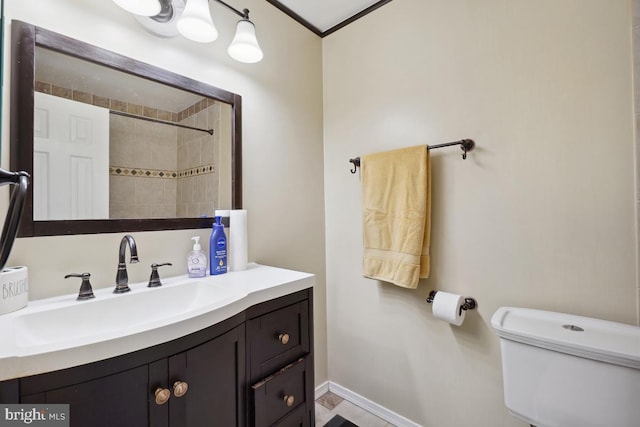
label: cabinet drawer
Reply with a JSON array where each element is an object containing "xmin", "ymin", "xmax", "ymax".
[
  {"xmin": 272, "ymin": 404, "xmax": 310, "ymax": 427},
  {"xmin": 247, "ymin": 301, "xmax": 309, "ymax": 382},
  {"xmin": 252, "ymin": 357, "xmax": 310, "ymax": 427}
]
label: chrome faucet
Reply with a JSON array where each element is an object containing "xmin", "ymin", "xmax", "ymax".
[{"xmin": 114, "ymin": 234, "xmax": 139, "ymax": 293}]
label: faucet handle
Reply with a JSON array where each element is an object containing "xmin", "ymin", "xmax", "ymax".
[
  {"xmin": 148, "ymin": 263, "xmax": 172, "ymax": 287},
  {"xmin": 65, "ymin": 272, "xmax": 95, "ymax": 301}
]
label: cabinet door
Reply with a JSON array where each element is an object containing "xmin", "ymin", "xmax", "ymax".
[
  {"xmin": 0, "ymin": 379, "xmax": 18, "ymax": 403},
  {"xmin": 168, "ymin": 325, "xmax": 245, "ymax": 427},
  {"xmin": 21, "ymin": 366, "xmax": 150, "ymax": 427}
]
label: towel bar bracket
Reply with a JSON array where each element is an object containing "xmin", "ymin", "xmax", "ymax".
[
  {"xmin": 460, "ymin": 139, "xmax": 474, "ymax": 160},
  {"xmin": 349, "ymin": 158, "xmax": 359, "ymax": 174}
]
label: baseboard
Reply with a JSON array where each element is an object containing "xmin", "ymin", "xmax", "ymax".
[
  {"xmin": 315, "ymin": 381, "xmax": 422, "ymax": 427},
  {"xmin": 315, "ymin": 380, "xmax": 330, "ymax": 400}
]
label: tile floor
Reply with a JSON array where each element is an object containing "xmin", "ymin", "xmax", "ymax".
[{"xmin": 315, "ymin": 391, "xmax": 397, "ymax": 427}]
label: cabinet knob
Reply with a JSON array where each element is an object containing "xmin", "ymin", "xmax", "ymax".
[
  {"xmin": 154, "ymin": 388, "xmax": 171, "ymax": 405},
  {"xmin": 173, "ymin": 381, "xmax": 189, "ymax": 398},
  {"xmin": 278, "ymin": 333, "xmax": 290, "ymax": 345},
  {"xmin": 283, "ymin": 394, "xmax": 295, "ymax": 407}
]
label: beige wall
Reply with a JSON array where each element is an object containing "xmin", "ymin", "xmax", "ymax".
[
  {"xmin": 3, "ymin": 0, "xmax": 639, "ymax": 424},
  {"xmin": 1, "ymin": 0, "xmax": 327, "ymax": 383},
  {"xmin": 323, "ymin": 0, "xmax": 637, "ymax": 426},
  {"xmin": 634, "ymin": 0, "xmax": 640, "ymax": 325}
]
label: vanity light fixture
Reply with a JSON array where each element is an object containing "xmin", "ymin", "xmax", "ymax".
[
  {"xmin": 112, "ymin": 0, "xmax": 263, "ymax": 63},
  {"xmin": 113, "ymin": 0, "xmax": 162, "ymax": 16},
  {"xmin": 226, "ymin": 13, "xmax": 263, "ymax": 63},
  {"xmin": 177, "ymin": 0, "xmax": 219, "ymax": 42}
]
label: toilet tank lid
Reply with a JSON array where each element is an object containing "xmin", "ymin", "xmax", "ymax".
[{"xmin": 491, "ymin": 307, "xmax": 640, "ymax": 369}]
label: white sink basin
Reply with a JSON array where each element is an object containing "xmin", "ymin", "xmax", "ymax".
[
  {"xmin": 11, "ymin": 277, "xmax": 243, "ymax": 353},
  {"xmin": 0, "ymin": 263, "xmax": 315, "ymax": 381}
]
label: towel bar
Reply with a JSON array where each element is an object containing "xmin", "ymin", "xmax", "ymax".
[{"xmin": 349, "ymin": 139, "xmax": 475, "ymax": 173}]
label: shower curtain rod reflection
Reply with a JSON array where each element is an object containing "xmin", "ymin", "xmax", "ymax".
[
  {"xmin": 110, "ymin": 110, "xmax": 214, "ymax": 135},
  {"xmin": 348, "ymin": 138, "xmax": 475, "ymax": 173}
]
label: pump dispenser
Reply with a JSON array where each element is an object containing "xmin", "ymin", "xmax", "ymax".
[
  {"xmin": 210, "ymin": 216, "xmax": 227, "ymax": 275},
  {"xmin": 187, "ymin": 236, "xmax": 207, "ymax": 278}
]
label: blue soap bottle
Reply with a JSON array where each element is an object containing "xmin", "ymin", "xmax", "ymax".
[{"xmin": 210, "ymin": 216, "xmax": 227, "ymax": 275}]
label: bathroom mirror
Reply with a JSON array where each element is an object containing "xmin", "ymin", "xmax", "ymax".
[{"xmin": 10, "ymin": 20, "xmax": 242, "ymax": 237}]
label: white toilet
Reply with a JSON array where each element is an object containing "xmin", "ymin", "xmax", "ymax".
[{"xmin": 491, "ymin": 307, "xmax": 640, "ymax": 427}]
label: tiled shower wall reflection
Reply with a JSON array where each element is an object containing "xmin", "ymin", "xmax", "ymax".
[
  {"xmin": 35, "ymin": 82, "xmax": 222, "ymax": 219},
  {"xmin": 109, "ymin": 112, "xmax": 181, "ymax": 218},
  {"xmin": 177, "ymin": 99, "xmax": 220, "ymax": 218},
  {"xmin": 109, "ymin": 100, "xmax": 220, "ymax": 218}
]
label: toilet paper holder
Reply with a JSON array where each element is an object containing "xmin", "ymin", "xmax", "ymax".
[{"xmin": 427, "ymin": 290, "xmax": 477, "ymax": 316}]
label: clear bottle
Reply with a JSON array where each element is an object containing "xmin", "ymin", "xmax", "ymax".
[
  {"xmin": 209, "ymin": 216, "xmax": 227, "ymax": 275},
  {"xmin": 187, "ymin": 236, "xmax": 207, "ymax": 278}
]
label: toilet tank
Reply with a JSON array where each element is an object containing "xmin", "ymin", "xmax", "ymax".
[{"xmin": 491, "ymin": 307, "xmax": 640, "ymax": 427}]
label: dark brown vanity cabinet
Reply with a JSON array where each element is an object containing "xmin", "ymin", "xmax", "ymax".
[
  {"xmin": 11, "ymin": 321, "xmax": 245, "ymax": 427},
  {"xmin": 156, "ymin": 326, "xmax": 246, "ymax": 427},
  {"xmin": 23, "ymin": 365, "xmax": 152, "ymax": 426},
  {"xmin": 247, "ymin": 291, "xmax": 314, "ymax": 427},
  {"xmin": 0, "ymin": 288, "xmax": 314, "ymax": 427}
]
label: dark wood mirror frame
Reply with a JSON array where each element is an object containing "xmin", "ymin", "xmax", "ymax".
[{"xmin": 10, "ymin": 20, "xmax": 242, "ymax": 237}]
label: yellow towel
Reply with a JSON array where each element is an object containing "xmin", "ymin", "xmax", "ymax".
[{"xmin": 361, "ymin": 145, "xmax": 431, "ymax": 288}]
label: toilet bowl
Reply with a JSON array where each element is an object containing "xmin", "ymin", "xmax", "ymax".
[{"xmin": 491, "ymin": 307, "xmax": 640, "ymax": 427}]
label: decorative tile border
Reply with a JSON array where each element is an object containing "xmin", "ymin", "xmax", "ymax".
[
  {"xmin": 110, "ymin": 164, "xmax": 214, "ymax": 179},
  {"xmin": 109, "ymin": 166, "xmax": 177, "ymax": 179},
  {"xmin": 177, "ymin": 165, "xmax": 215, "ymax": 178},
  {"xmin": 35, "ymin": 81, "xmax": 214, "ymax": 122}
]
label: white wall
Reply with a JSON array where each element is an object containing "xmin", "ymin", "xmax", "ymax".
[
  {"xmin": 323, "ymin": 0, "xmax": 637, "ymax": 426},
  {"xmin": 1, "ymin": 0, "xmax": 328, "ymax": 383}
]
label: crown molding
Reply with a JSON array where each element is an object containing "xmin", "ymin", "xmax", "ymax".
[{"xmin": 266, "ymin": 0, "xmax": 393, "ymax": 38}]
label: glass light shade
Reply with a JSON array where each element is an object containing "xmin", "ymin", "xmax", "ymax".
[
  {"xmin": 112, "ymin": 0, "xmax": 162, "ymax": 16},
  {"xmin": 228, "ymin": 19, "xmax": 263, "ymax": 63},
  {"xmin": 177, "ymin": 0, "xmax": 218, "ymax": 42}
]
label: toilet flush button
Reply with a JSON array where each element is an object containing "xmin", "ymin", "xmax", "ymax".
[{"xmin": 562, "ymin": 324, "xmax": 584, "ymax": 332}]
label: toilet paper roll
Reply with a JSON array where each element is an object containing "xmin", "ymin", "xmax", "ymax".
[
  {"xmin": 229, "ymin": 210, "xmax": 248, "ymax": 271},
  {"xmin": 432, "ymin": 291, "xmax": 466, "ymax": 326}
]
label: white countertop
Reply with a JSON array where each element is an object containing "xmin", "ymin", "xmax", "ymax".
[{"xmin": 0, "ymin": 263, "xmax": 314, "ymax": 381}]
